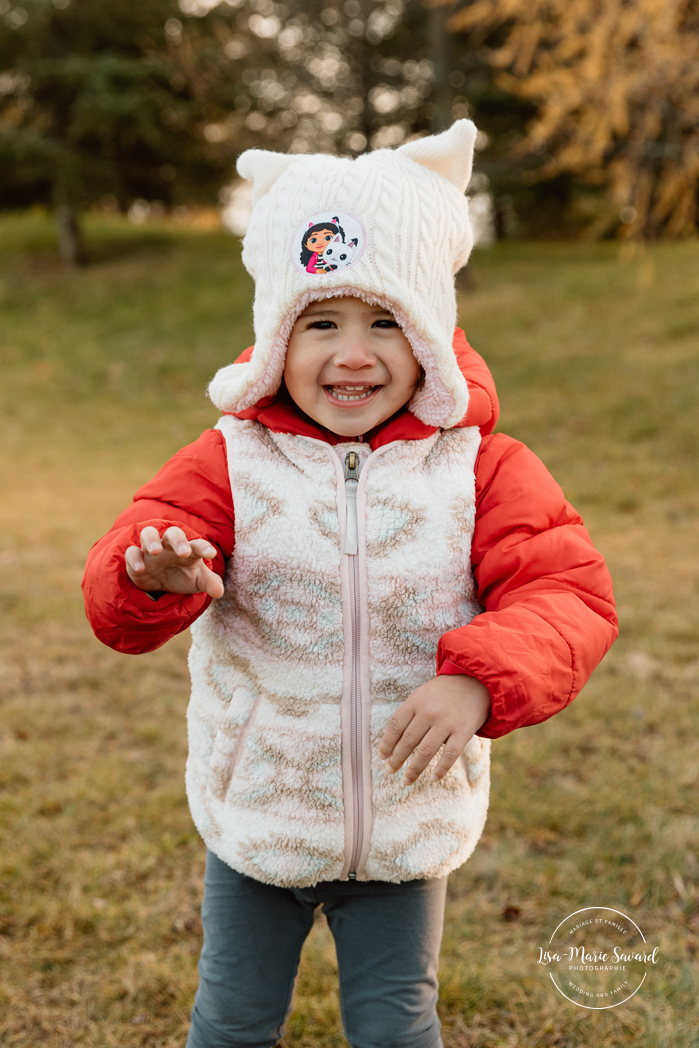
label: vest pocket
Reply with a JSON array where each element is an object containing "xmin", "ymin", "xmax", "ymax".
[
  {"xmin": 460, "ymin": 735, "xmax": 488, "ymax": 787},
  {"xmin": 207, "ymin": 695, "xmax": 262, "ymax": 801}
]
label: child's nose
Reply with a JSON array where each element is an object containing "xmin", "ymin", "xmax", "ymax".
[{"xmin": 333, "ymin": 338, "xmax": 376, "ymax": 370}]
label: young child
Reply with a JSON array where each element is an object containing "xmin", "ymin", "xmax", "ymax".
[{"xmin": 83, "ymin": 120, "xmax": 617, "ymax": 1048}]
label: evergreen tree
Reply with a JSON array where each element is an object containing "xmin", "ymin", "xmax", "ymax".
[
  {"xmin": 0, "ymin": 0, "xmax": 235, "ymax": 262},
  {"xmin": 214, "ymin": 0, "xmax": 530, "ymax": 237},
  {"xmin": 209, "ymin": 0, "xmax": 444, "ymax": 157},
  {"xmin": 0, "ymin": 0, "xmax": 526, "ymax": 255}
]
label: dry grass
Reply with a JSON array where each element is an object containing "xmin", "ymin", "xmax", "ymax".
[{"xmin": 1, "ymin": 213, "xmax": 698, "ymax": 1047}]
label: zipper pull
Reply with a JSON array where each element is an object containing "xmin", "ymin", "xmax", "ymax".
[
  {"xmin": 344, "ymin": 450, "xmax": 360, "ymax": 482},
  {"xmin": 344, "ymin": 451, "xmax": 359, "ymax": 555}
]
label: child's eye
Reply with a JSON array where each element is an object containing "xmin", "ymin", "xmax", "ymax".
[
  {"xmin": 372, "ymin": 319, "xmax": 399, "ymax": 329},
  {"xmin": 307, "ymin": 320, "xmax": 337, "ymax": 330}
]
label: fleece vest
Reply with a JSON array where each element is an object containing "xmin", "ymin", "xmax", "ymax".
[{"xmin": 185, "ymin": 416, "xmax": 490, "ymax": 888}]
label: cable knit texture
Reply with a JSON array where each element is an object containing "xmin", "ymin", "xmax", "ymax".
[
  {"xmin": 185, "ymin": 416, "xmax": 489, "ymax": 888},
  {"xmin": 208, "ymin": 120, "xmax": 478, "ymax": 428}
]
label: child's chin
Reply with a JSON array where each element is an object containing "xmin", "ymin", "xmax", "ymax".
[
  {"xmin": 321, "ymin": 405, "xmax": 391, "ymax": 437},
  {"xmin": 318, "ymin": 388, "xmax": 393, "ymax": 435}
]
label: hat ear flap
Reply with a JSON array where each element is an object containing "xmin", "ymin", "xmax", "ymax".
[
  {"xmin": 237, "ymin": 150, "xmax": 300, "ymax": 207},
  {"xmin": 396, "ymin": 119, "xmax": 477, "ymax": 195}
]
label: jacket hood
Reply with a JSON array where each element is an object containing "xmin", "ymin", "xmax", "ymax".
[{"xmin": 209, "ymin": 120, "xmax": 480, "ymax": 429}]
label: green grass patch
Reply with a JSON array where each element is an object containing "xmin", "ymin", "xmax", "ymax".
[{"xmin": 1, "ymin": 213, "xmax": 698, "ymax": 1046}]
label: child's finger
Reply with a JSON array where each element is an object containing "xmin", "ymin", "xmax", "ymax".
[
  {"xmin": 190, "ymin": 538, "xmax": 219, "ymax": 561},
  {"xmin": 198, "ymin": 565, "xmax": 224, "ymax": 599},
  {"xmin": 378, "ymin": 703, "xmax": 415, "ymax": 758},
  {"xmin": 125, "ymin": 545, "xmax": 145, "ymax": 573},
  {"xmin": 401, "ymin": 727, "xmax": 447, "ymax": 785},
  {"xmin": 431, "ymin": 733, "xmax": 470, "ymax": 782},
  {"xmin": 384, "ymin": 715, "xmax": 431, "ymax": 773},
  {"xmin": 161, "ymin": 526, "xmax": 192, "ymax": 559},
  {"xmin": 139, "ymin": 525, "xmax": 162, "ymax": 555}
]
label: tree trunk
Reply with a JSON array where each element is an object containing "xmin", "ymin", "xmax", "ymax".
[
  {"xmin": 427, "ymin": 2, "xmax": 453, "ymax": 133},
  {"xmin": 56, "ymin": 204, "xmax": 88, "ymax": 266}
]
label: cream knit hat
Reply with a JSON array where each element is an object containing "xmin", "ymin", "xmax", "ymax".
[{"xmin": 209, "ymin": 119, "xmax": 479, "ymax": 428}]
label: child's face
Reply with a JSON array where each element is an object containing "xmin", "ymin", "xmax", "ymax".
[{"xmin": 284, "ymin": 296, "xmax": 420, "ymax": 436}]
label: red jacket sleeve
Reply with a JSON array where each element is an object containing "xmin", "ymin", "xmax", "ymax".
[
  {"xmin": 437, "ymin": 433, "xmax": 618, "ymax": 738},
  {"xmin": 82, "ymin": 429, "xmax": 234, "ymax": 654}
]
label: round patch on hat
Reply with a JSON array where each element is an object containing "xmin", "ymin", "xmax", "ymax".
[{"xmin": 290, "ymin": 210, "xmax": 366, "ymax": 275}]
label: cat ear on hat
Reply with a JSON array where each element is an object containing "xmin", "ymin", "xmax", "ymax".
[
  {"xmin": 396, "ymin": 119, "xmax": 477, "ymax": 195},
  {"xmin": 236, "ymin": 149, "xmax": 300, "ymax": 207}
]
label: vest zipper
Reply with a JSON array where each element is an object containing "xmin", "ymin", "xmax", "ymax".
[{"xmin": 344, "ymin": 450, "xmax": 362, "ymax": 879}]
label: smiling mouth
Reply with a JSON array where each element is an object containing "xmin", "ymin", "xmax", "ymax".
[{"xmin": 324, "ymin": 384, "xmax": 381, "ymax": 404}]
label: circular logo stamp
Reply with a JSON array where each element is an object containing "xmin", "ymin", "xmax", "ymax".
[
  {"xmin": 537, "ymin": 907, "xmax": 659, "ymax": 1009},
  {"xmin": 290, "ymin": 210, "xmax": 366, "ymax": 276}
]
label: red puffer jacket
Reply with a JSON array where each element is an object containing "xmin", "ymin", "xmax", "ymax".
[{"xmin": 82, "ymin": 329, "xmax": 617, "ymax": 739}]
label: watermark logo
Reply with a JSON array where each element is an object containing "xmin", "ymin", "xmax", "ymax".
[{"xmin": 537, "ymin": 906, "xmax": 659, "ymax": 1009}]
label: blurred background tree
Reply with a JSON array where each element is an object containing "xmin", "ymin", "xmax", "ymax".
[
  {"xmin": 1, "ymin": 0, "xmax": 697, "ymax": 257},
  {"xmin": 0, "ymin": 0, "xmax": 237, "ymax": 262},
  {"xmin": 163, "ymin": 0, "xmax": 511, "ymax": 243},
  {"xmin": 0, "ymin": 0, "xmax": 512, "ymax": 258},
  {"xmin": 195, "ymin": 0, "xmax": 472, "ymax": 156},
  {"xmin": 448, "ymin": 0, "xmax": 699, "ymax": 240}
]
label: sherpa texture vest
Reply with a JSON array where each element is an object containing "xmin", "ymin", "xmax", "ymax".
[{"xmin": 185, "ymin": 416, "xmax": 490, "ymax": 888}]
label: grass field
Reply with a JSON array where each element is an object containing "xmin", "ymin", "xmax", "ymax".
[{"xmin": 1, "ymin": 211, "xmax": 698, "ymax": 1047}]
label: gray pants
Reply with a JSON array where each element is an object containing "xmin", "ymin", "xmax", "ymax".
[{"xmin": 186, "ymin": 850, "xmax": 447, "ymax": 1048}]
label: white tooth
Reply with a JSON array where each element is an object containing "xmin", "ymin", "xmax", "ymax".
[
  {"xmin": 334, "ymin": 387, "xmax": 373, "ymax": 402},
  {"xmin": 331, "ymin": 385, "xmax": 375, "ymax": 401}
]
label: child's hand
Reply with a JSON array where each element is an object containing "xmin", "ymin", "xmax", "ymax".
[
  {"xmin": 125, "ymin": 526, "xmax": 224, "ymax": 599},
  {"xmin": 378, "ymin": 675, "xmax": 491, "ymax": 785}
]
